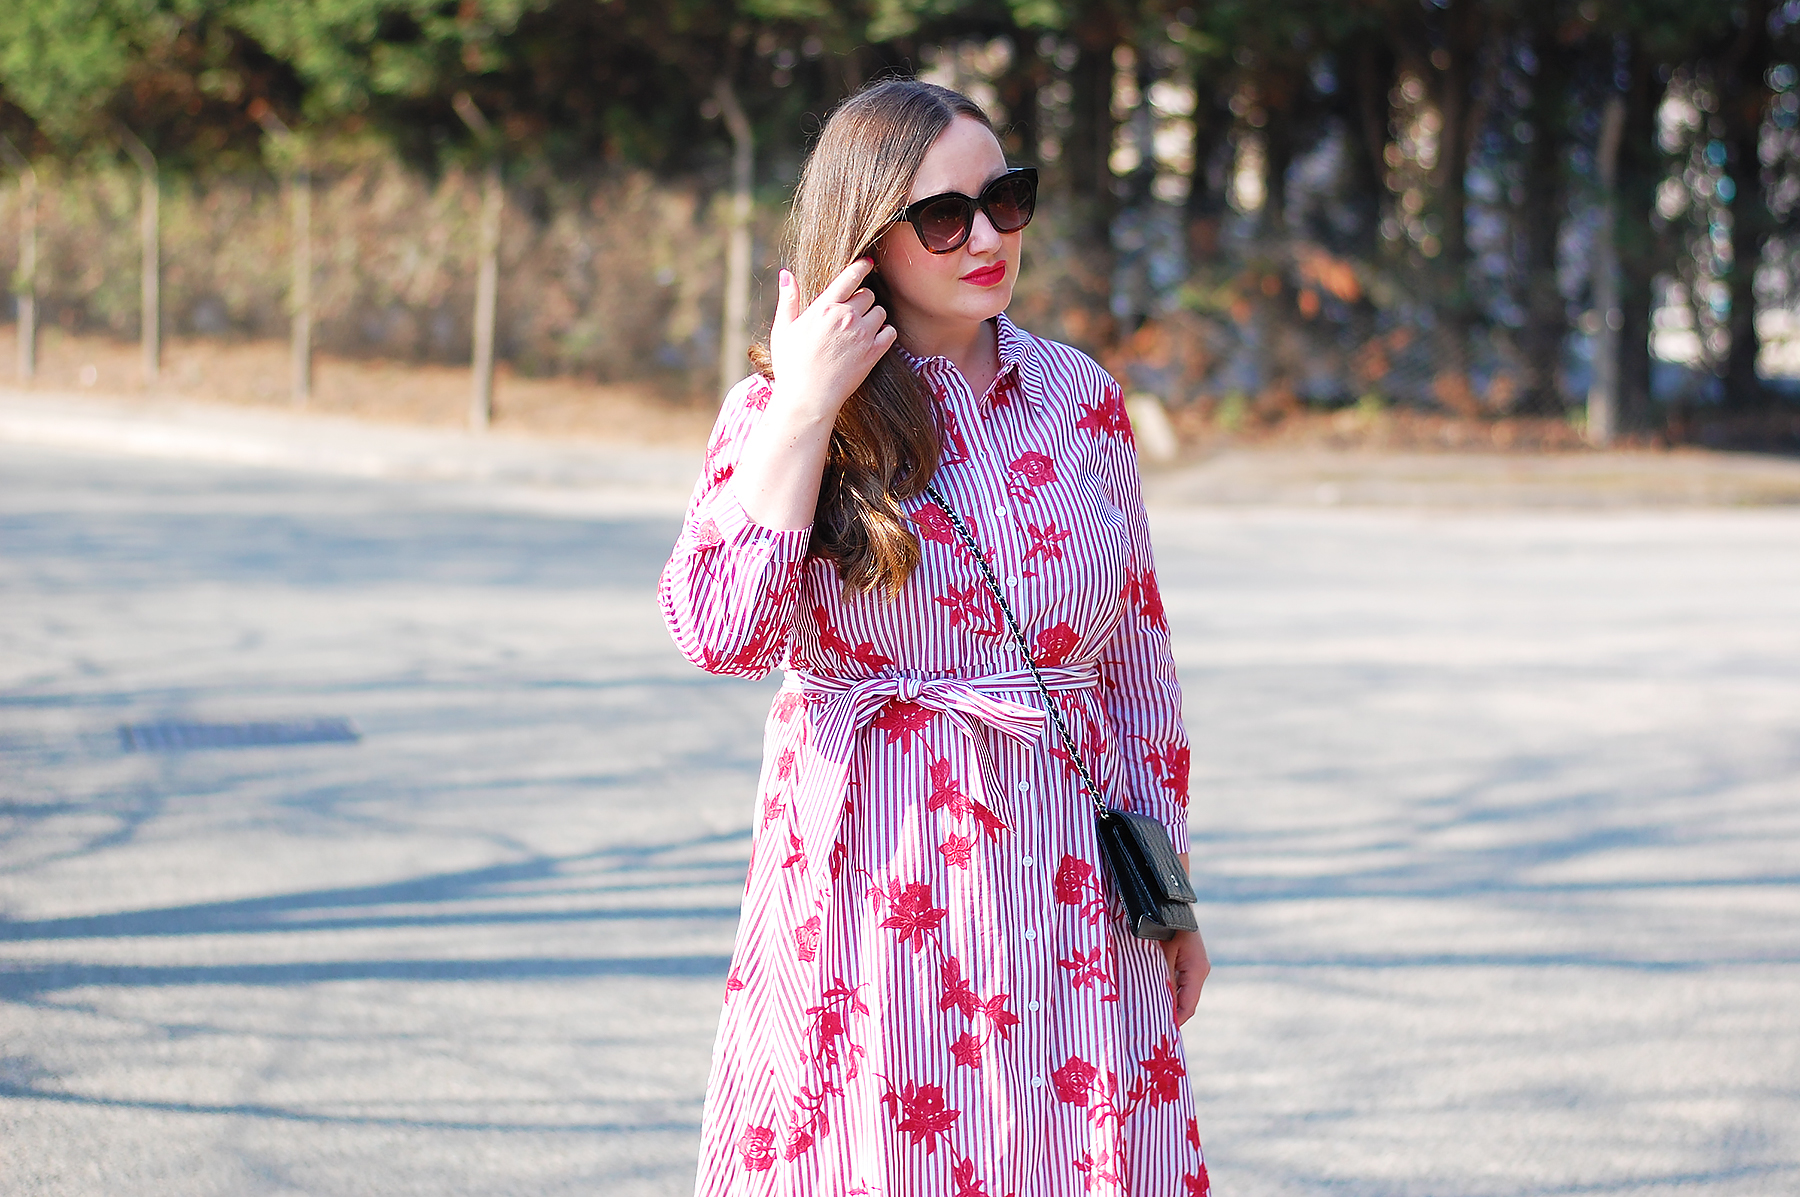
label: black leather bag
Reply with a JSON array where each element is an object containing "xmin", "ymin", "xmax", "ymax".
[
  {"xmin": 1096, "ymin": 808, "xmax": 1199, "ymax": 941},
  {"xmin": 924, "ymin": 483, "xmax": 1199, "ymax": 941}
]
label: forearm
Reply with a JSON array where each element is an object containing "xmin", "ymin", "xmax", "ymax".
[{"xmin": 730, "ymin": 393, "xmax": 836, "ymax": 531}]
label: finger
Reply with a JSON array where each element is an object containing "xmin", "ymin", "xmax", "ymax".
[
  {"xmin": 845, "ymin": 287, "xmax": 876, "ymax": 317},
  {"xmin": 818, "ymin": 257, "xmax": 875, "ymax": 306},
  {"xmin": 772, "ymin": 268, "xmax": 799, "ymax": 328}
]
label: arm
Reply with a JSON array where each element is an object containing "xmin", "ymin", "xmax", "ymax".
[
  {"xmin": 657, "ymin": 260, "xmax": 895, "ymax": 677},
  {"xmin": 657, "ymin": 378, "xmax": 814, "ymax": 678},
  {"xmin": 1088, "ymin": 379, "xmax": 1210, "ymax": 1023},
  {"xmin": 1092, "ymin": 380, "xmax": 1191, "ymax": 853}
]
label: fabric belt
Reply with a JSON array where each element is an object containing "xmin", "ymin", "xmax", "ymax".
[{"xmin": 780, "ymin": 664, "xmax": 1100, "ymax": 897}]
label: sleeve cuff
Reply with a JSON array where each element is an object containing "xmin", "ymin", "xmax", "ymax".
[{"xmin": 708, "ymin": 488, "xmax": 813, "ymax": 563}]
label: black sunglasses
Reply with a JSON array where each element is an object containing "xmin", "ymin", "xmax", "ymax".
[{"xmin": 889, "ymin": 168, "xmax": 1038, "ymax": 254}]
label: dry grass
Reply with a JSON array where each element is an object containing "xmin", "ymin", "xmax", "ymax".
[{"xmin": 0, "ymin": 324, "xmax": 718, "ymax": 448}]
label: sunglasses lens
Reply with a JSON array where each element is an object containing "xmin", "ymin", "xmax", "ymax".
[
  {"xmin": 914, "ymin": 196, "xmax": 973, "ymax": 252},
  {"xmin": 983, "ymin": 174, "xmax": 1036, "ymax": 232}
]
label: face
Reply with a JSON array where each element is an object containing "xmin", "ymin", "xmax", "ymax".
[{"xmin": 874, "ymin": 115, "xmax": 1020, "ymax": 338}]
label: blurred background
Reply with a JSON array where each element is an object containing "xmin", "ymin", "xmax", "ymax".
[{"xmin": 1, "ymin": 0, "xmax": 1798, "ymax": 453}]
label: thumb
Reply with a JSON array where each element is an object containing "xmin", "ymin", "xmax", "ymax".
[{"xmin": 772, "ymin": 268, "xmax": 799, "ymax": 328}]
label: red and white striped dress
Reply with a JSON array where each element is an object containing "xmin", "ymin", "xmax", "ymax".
[{"xmin": 660, "ymin": 313, "xmax": 1208, "ymax": 1197}]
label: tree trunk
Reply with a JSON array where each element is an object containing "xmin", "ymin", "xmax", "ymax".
[
  {"xmin": 0, "ymin": 137, "xmax": 35, "ymax": 381},
  {"xmin": 289, "ymin": 165, "xmax": 313, "ymax": 407},
  {"xmin": 1588, "ymin": 94, "xmax": 1627, "ymax": 444},
  {"xmin": 1720, "ymin": 0, "xmax": 1774, "ymax": 411},
  {"xmin": 1431, "ymin": 0, "xmax": 1484, "ymax": 397},
  {"xmin": 1062, "ymin": 21, "xmax": 1122, "ymax": 352},
  {"xmin": 1517, "ymin": 26, "xmax": 1576, "ymax": 416},
  {"xmin": 119, "ymin": 129, "xmax": 159, "ymax": 385},
  {"xmin": 1615, "ymin": 36, "xmax": 1662, "ymax": 434},
  {"xmin": 715, "ymin": 77, "xmax": 754, "ymax": 403},
  {"xmin": 1346, "ymin": 36, "xmax": 1396, "ymax": 258},
  {"xmin": 470, "ymin": 160, "xmax": 502, "ymax": 430}
]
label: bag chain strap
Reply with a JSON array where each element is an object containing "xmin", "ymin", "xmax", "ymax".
[{"xmin": 922, "ymin": 482, "xmax": 1109, "ymax": 819}]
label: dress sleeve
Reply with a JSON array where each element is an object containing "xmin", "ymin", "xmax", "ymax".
[
  {"xmin": 1091, "ymin": 378, "xmax": 1191, "ymax": 853},
  {"xmin": 658, "ymin": 376, "xmax": 813, "ymax": 679}
]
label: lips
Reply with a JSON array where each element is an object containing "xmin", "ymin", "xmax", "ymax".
[{"xmin": 961, "ymin": 261, "xmax": 1007, "ymax": 287}]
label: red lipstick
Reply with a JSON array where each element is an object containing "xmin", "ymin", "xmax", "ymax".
[{"xmin": 962, "ymin": 261, "xmax": 1007, "ymax": 287}]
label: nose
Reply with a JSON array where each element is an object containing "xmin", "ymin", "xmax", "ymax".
[{"xmin": 966, "ymin": 208, "xmax": 1003, "ymax": 254}]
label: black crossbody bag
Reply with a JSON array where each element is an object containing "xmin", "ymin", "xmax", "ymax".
[{"xmin": 924, "ymin": 483, "xmax": 1199, "ymax": 941}]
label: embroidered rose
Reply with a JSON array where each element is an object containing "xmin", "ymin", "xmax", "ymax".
[
  {"xmin": 1051, "ymin": 1055, "xmax": 1098, "ymax": 1105},
  {"xmin": 1033, "ymin": 621, "xmax": 1079, "ymax": 666},
  {"xmin": 1011, "ymin": 451, "xmax": 1057, "ymax": 487},
  {"xmin": 738, "ymin": 1124, "xmax": 776, "ymax": 1171}
]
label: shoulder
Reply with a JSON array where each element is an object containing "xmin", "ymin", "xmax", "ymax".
[
  {"xmin": 1001, "ymin": 316, "xmax": 1120, "ymax": 402},
  {"xmin": 722, "ymin": 373, "xmax": 775, "ymax": 415}
]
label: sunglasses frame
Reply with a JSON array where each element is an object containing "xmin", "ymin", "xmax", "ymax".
[{"xmin": 889, "ymin": 167, "xmax": 1039, "ymax": 255}]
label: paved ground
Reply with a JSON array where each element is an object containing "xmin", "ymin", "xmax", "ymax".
[{"xmin": 2, "ymin": 400, "xmax": 1798, "ymax": 1196}]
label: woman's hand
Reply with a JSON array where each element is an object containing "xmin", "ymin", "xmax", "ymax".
[
  {"xmin": 1160, "ymin": 928, "xmax": 1210, "ymax": 1027},
  {"xmin": 732, "ymin": 258, "xmax": 895, "ymax": 530},
  {"xmin": 768, "ymin": 257, "xmax": 897, "ymax": 421}
]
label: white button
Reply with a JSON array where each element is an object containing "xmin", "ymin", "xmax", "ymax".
[
  {"xmin": 1028, "ymin": 1000, "xmax": 1042, "ymax": 1012},
  {"xmin": 1030, "ymin": 1075, "xmax": 1045, "ymax": 1088},
  {"xmin": 995, "ymin": 505, "xmax": 1008, "ymax": 518},
  {"xmin": 1016, "ymin": 780, "xmax": 1029, "ymax": 792},
  {"xmin": 1024, "ymin": 928, "xmax": 1037, "ymax": 941},
  {"xmin": 1006, "ymin": 576, "xmax": 1018, "ymax": 587},
  {"xmin": 1022, "ymin": 855, "xmax": 1035, "ymax": 867}
]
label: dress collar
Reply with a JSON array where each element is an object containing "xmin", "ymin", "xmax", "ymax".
[{"xmin": 896, "ymin": 313, "xmax": 1042, "ymax": 412}]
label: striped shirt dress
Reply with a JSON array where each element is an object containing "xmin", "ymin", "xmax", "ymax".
[{"xmin": 660, "ymin": 313, "xmax": 1208, "ymax": 1197}]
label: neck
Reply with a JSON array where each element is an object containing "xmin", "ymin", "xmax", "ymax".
[{"xmin": 897, "ymin": 315, "xmax": 996, "ymax": 387}]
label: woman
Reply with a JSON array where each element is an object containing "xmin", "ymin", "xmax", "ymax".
[{"xmin": 660, "ymin": 78, "xmax": 1210, "ymax": 1196}]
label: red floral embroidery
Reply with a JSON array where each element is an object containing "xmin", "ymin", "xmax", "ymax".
[
  {"xmin": 1048, "ymin": 713, "xmax": 1108, "ymax": 781},
  {"xmin": 738, "ymin": 1124, "xmax": 776, "ymax": 1171},
  {"xmin": 1007, "ymin": 450, "xmax": 1057, "ymax": 504},
  {"xmin": 1143, "ymin": 741, "xmax": 1191, "ymax": 804},
  {"xmin": 873, "ymin": 701, "xmax": 935, "ymax": 752},
  {"xmin": 935, "ymin": 582, "xmax": 1005, "ymax": 638},
  {"xmin": 1183, "ymin": 1164, "xmax": 1211, "ymax": 1196},
  {"xmin": 1075, "ymin": 385, "xmax": 1133, "ymax": 439},
  {"xmin": 927, "ymin": 756, "xmax": 972, "ymax": 819},
  {"xmin": 793, "ymin": 915, "xmax": 821, "ymax": 962},
  {"xmin": 1024, "ymin": 522, "xmax": 1073, "ymax": 567},
  {"xmin": 938, "ymin": 832, "xmax": 975, "ymax": 869},
  {"xmin": 911, "ymin": 503, "xmax": 958, "ymax": 546},
  {"xmin": 1140, "ymin": 1035, "xmax": 1186, "ymax": 1106},
  {"xmin": 877, "ymin": 880, "xmax": 947, "ymax": 952},
  {"xmin": 1011, "ymin": 451, "xmax": 1056, "ymax": 487},
  {"xmin": 1056, "ymin": 945, "xmax": 1119, "ymax": 1001},
  {"xmin": 814, "ymin": 604, "xmax": 894, "ymax": 670},
  {"xmin": 1125, "ymin": 566, "xmax": 1167, "ymax": 631},
  {"xmin": 1033, "ymin": 621, "xmax": 1079, "ymax": 666},
  {"xmin": 1051, "ymin": 1055, "xmax": 1099, "ymax": 1105},
  {"xmin": 1053, "ymin": 854, "xmax": 1112, "ymax": 929},
  {"xmin": 940, "ymin": 406, "xmax": 972, "ymax": 465},
  {"xmin": 951, "ymin": 1151, "xmax": 994, "ymax": 1196},
  {"xmin": 692, "ymin": 517, "xmax": 724, "ymax": 549},
  {"xmin": 880, "ymin": 1078, "xmax": 961, "ymax": 1153}
]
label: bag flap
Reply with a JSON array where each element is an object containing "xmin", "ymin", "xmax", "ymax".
[{"xmin": 1104, "ymin": 809, "xmax": 1197, "ymax": 904}]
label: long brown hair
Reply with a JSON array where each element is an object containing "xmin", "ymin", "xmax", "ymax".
[{"xmin": 748, "ymin": 79, "xmax": 992, "ymax": 598}]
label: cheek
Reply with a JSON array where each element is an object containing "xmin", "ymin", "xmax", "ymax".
[{"xmin": 881, "ymin": 243, "xmax": 957, "ymax": 301}]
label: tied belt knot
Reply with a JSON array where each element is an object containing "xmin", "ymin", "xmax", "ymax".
[{"xmin": 781, "ymin": 664, "xmax": 1100, "ymax": 897}]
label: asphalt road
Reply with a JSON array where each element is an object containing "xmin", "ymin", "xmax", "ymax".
[{"xmin": 2, "ymin": 432, "xmax": 1797, "ymax": 1196}]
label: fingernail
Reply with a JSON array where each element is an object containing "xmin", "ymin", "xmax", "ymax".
[{"xmin": 779, "ymin": 269, "xmax": 791, "ymax": 288}]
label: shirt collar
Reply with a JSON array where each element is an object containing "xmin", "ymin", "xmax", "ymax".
[{"xmin": 895, "ymin": 313, "xmax": 1041, "ymax": 411}]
